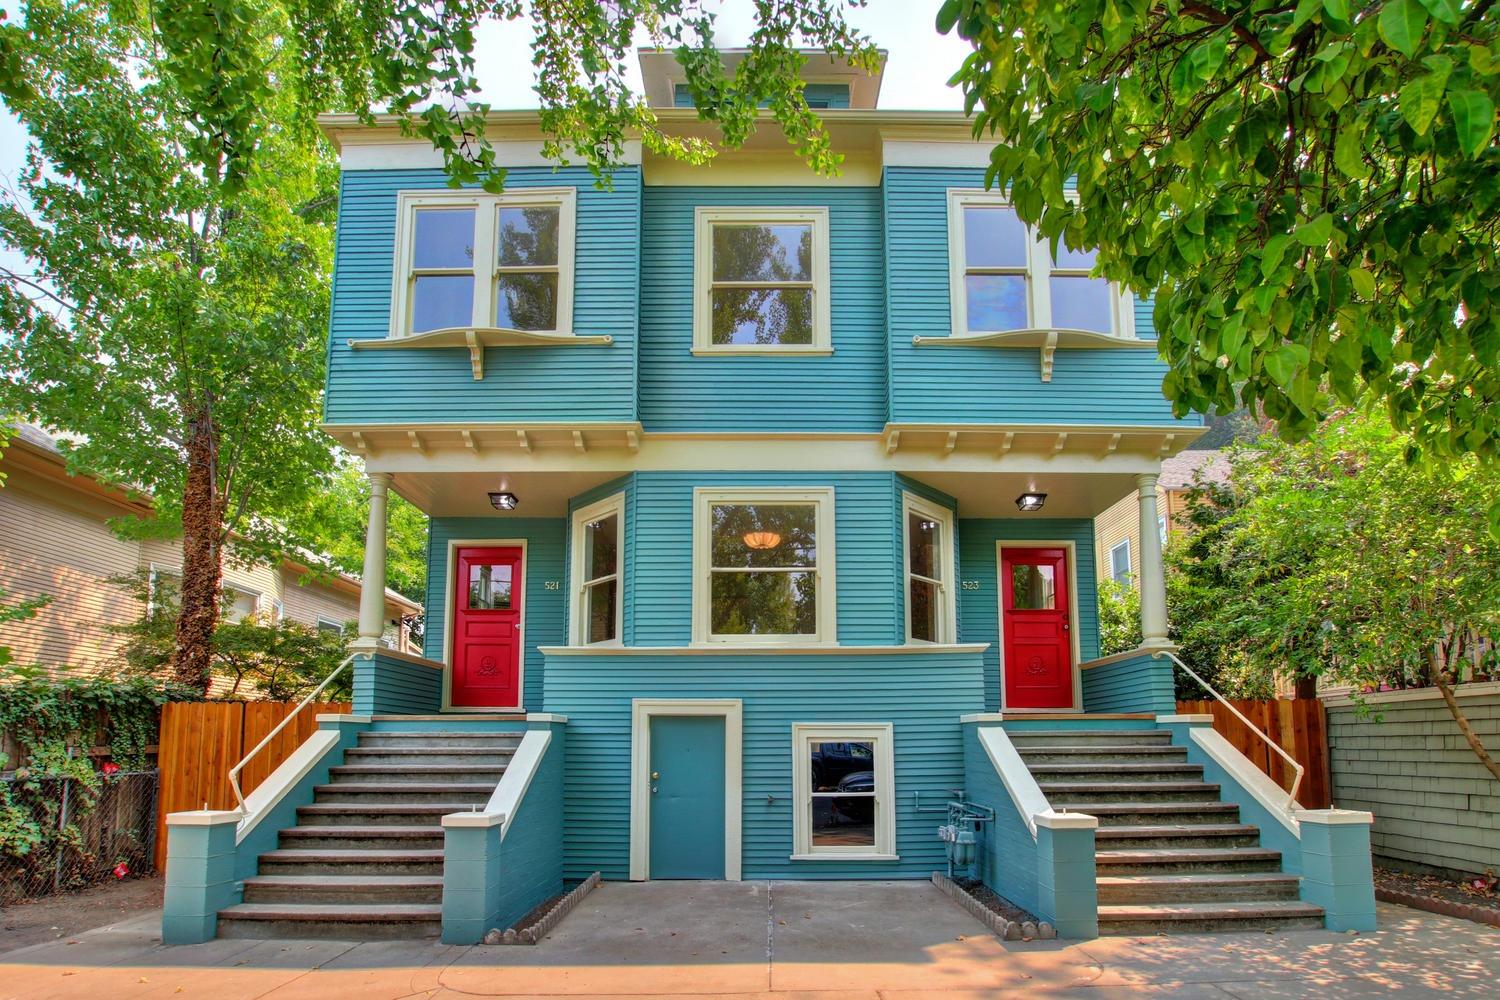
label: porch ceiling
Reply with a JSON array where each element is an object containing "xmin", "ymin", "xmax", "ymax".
[
  {"xmin": 390, "ymin": 469, "xmax": 620, "ymax": 517},
  {"xmin": 905, "ymin": 470, "xmax": 1141, "ymax": 519}
]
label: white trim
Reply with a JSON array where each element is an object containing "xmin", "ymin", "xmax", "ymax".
[
  {"xmin": 166, "ymin": 810, "xmax": 242, "ymax": 827},
  {"xmin": 1079, "ymin": 646, "xmax": 1172, "ymax": 670},
  {"xmin": 691, "ymin": 486, "xmax": 838, "ymax": 645},
  {"xmin": 1189, "ymin": 727, "xmax": 1301, "ymax": 838},
  {"xmin": 442, "ymin": 538, "xmax": 529, "ymax": 713},
  {"xmin": 1294, "ymin": 808, "xmax": 1374, "ymax": 826},
  {"xmin": 791, "ymin": 722, "xmax": 896, "ymax": 859},
  {"xmin": 996, "ymin": 541, "xmax": 1084, "ymax": 711},
  {"xmin": 539, "ymin": 642, "xmax": 990, "ymax": 656},
  {"xmin": 1109, "ymin": 538, "xmax": 1133, "ymax": 584},
  {"xmin": 630, "ymin": 698, "xmax": 743, "ymax": 881},
  {"xmin": 946, "ymin": 188, "xmax": 1135, "ymax": 342},
  {"xmin": 569, "ymin": 492, "xmax": 625, "ymax": 646},
  {"xmin": 881, "ymin": 138, "xmax": 993, "ymax": 169},
  {"xmin": 390, "ymin": 187, "xmax": 577, "ymax": 340},
  {"xmin": 1156, "ymin": 713, "xmax": 1213, "ymax": 724},
  {"xmin": 441, "ymin": 729, "xmax": 552, "ymax": 835},
  {"xmin": 692, "ymin": 206, "xmax": 831, "ymax": 354},
  {"xmin": 1035, "ymin": 808, "xmax": 1099, "ymax": 831},
  {"xmin": 901, "ymin": 491, "xmax": 956, "ymax": 645},
  {"xmin": 235, "ymin": 730, "xmax": 342, "ymax": 844},
  {"xmin": 315, "ymin": 616, "xmax": 346, "ymax": 635},
  {"xmin": 975, "ymin": 726, "xmax": 1053, "ymax": 840},
  {"xmin": 339, "ymin": 138, "xmax": 642, "ymax": 171},
  {"xmin": 1321, "ymin": 679, "xmax": 1500, "ymax": 708},
  {"xmin": 525, "ymin": 712, "xmax": 569, "ymax": 724}
]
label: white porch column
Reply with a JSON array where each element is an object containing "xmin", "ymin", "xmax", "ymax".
[
  {"xmin": 1136, "ymin": 472, "xmax": 1171, "ymax": 648},
  {"xmin": 353, "ymin": 471, "xmax": 390, "ymax": 650}
]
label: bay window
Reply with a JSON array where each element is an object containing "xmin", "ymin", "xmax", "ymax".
[{"xmin": 570, "ymin": 493, "xmax": 624, "ymax": 645}]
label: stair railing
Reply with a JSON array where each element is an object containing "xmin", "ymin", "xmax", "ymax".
[
  {"xmin": 1153, "ymin": 648, "xmax": 1304, "ymax": 814},
  {"xmin": 227, "ymin": 651, "xmax": 362, "ymax": 817}
]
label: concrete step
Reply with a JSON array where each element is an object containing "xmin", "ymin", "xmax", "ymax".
[
  {"xmin": 1005, "ymin": 729, "xmax": 1172, "ymax": 747},
  {"xmin": 1038, "ymin": 781, "xmax": 1223, "ymax": 804},
  {"xmin": 1095, "ymin": 847, "xmax": 1285, "ymax": 876},
  {"xmin": 1096, "ymin": 873, "xmax": 1302, "ymax": 905},
  {"xmin": 328, "ymin": 763, "xmax": 508, "ymax": 783},
  {"xmin": 359, "ymin": 731, "xmax": 523, "ymax": 748},
  {"xmin": 1050, "ymin": 801, "xmax": 1240, "ymax": 827},
  {"xmin": 216, "ymin": 902, "xmax": 443, "ymax": 940},
  {"xmin": 297, "ymin": 803, "xmax": 476, "ymax": 826},
  {"xmin": 278, "ymin": 825, "xmax": 444, "ymax": 851},
  {"xmin": 1017, "ymin": 746, "xmax": 1189, "ymax": 764},
  {"xmin": 343, "ymin": 746, "xmax": 516, "ymax": 766},
  {"xmin": 1096, "ymin": 900, "xmax": 1325, "ymax": 935},
  {"xmin": 256, "ymin": 848, "xmax": 444, "ymax": 876},
  {"xmin": 1026, "ymin": 762, "xmax": 1204, "ymax": 783},
  {"xmin": 312, "ymin": 782, "xmax": 492, "ymax": 805},
  {"xmin": 241, "ymin": 874, "xmax": 443, "ymax": 905},
  {"xmin": 1093, "ymin": 823, "xmax": 1262, "ymax": 850}
]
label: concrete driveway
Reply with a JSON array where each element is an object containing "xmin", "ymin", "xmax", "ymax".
[{"xmin": 1, "ymin": 880, "xmax": 1496, "ymax": 998}]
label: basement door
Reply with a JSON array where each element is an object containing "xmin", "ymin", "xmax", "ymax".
[
  {"xmin": 1000, "ymin": 547, "xmax": 1075, "ymax": 709},
  {"xmin": 648, "ymin": 716, "xmax": 727, "ymax": 879},
  {"xmin": 451, "ymin": 546, "xmax": 523, "ymax": 709}
]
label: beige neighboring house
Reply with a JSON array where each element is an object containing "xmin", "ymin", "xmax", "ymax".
[
  {"xmin": 0, "ymin": 424, "xmax": 420, "ymax": 674},
  {"xmin": 1095, "ymin": 449, "xmax": 1230, "ymax": 588}
]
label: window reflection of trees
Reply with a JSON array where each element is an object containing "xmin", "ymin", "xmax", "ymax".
[
  {"xmin": 496, "ymin": 206, "xmax": 560, "ymax": 330},
  {"xmin": 709, "ymin": 503, "xmax": 818, "ymax": 635},
  {"xmin": 710, "ymin": 224, "xmax": 815, "ymax": 345}
]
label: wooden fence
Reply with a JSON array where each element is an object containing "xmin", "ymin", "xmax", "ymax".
[
  {"xmin": 1177, "ymin": 697, "xmax": 1331, "ymax": 809},
  {"xmin": 153, "ymin": 700, "xmax": 350, "ymax": 870}
]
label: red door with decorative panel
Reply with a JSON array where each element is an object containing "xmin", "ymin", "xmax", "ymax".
[
  {"xmin": 451, "ymin": 546, "xmax": 523, "ymax": 709},
  {"xmin": 1000, "ymin": 547, "xmax": 1074, "ymax": 709}
]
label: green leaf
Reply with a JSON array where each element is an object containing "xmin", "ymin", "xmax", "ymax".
[
  {"xmin": 1333, "ymin": 125, "xmax": 1370, "ymax": 178},
  {"xmin": 1378, "ymin": 0, "xmax": 1428, "ymax": 59},
  {"xmin": 1348, "ymin": 266, "xmax": 1376, "ymax": 299},
  {"xmin": 1263, "ymin": 344, "xmax": 1311, "ymax": 388},
  {"xmin": 1447, "ymin": 89, "xmax": 1496, "ymax": 157},
  {"xmin": 1262, "ymin": 234, "xmax": 1291, "ymax": 278},
  {"xmin": 1490, "ymin": 498, "xmax": 1500, "ymax": 542},
  {"xmin": 1295, "ymin": 213, "xmax": 1335, "ymax": 246},
  {"xmin": 1323, "ymin": 0, "xmax": 1350, "ymax": 21},
  {"xmin": 935, "ymin": 0, "xmax": 962, "ymax": 34},
  {"xmin": 1417, "ymin": 0, "xmax": 1461, "ymax": 26},
  {"xmin": 1399, "ymin": 61, "xmax": 1450, "ymax": 135}
]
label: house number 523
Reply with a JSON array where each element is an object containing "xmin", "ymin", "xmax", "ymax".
[{"xmin": 961, "ymin": 580, "xmax": 981, "ymax": 590}]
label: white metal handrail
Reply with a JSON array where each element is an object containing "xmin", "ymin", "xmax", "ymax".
[
  {"xmin": 1153, "ymin": 649, "xmax": 1304, "ymax": 812},
  {"xmin": 227, "ymin": 652, "xmax": 361, "ymax": 817}
]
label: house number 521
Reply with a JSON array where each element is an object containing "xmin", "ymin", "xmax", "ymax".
[{"xmin": 543, "ymin": 580, "xmax": 561, "ymax": 591}]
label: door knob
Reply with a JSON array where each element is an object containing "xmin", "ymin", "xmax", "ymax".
[{"xmin": 651, "ymin": 771, "xmax": 660, "ymax": 780}]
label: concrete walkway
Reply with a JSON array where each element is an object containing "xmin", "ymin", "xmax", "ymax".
[{"xmin": 1, "ymin": 881, "xmax": 1496, "ymax": 998}]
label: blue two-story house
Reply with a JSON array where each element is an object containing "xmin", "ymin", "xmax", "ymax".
[{"xmin": 162, "ymin": 50, "xmax": 1377, "ymax": 946}]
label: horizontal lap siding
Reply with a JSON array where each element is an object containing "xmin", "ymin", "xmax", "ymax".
[
  {"xmin": 325, "ymin": 168, "xmax": 640, "ymax": 424},
  {"xmin": 629, "ymin": 472, "xmax": 900, "ymax": 646},
  {"xmin": 1080, "ymin": 655, "xmax": 1175, "ymax": 715},
  {"xmin": 956, "ymin": 518, "xmax": 1099, "ymax": 713},
  {"xmin": 544, "ymin": 650, "xmax": 986, "ymax": 881},
  {"xmin": 638, "ymin": 187, "xmax": 886, "ymax": 431},
  {"xmin": 883, "ymin": 166, "xmax": 1179, "ymax": 427},
  {"xmin": 353, "ymin": 654, "xmax": 443, "ymax": 714},
  {"xmin": 424, "ymin": 517, "xmax": 567, "ymax": 711}
]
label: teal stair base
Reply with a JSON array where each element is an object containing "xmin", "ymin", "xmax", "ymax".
[
  {"xmin": 352, "ymin": 649, "xmax": 445, "ymax": 715},
  {"xmin": 1080, "ymin": 647, "xmax": 1177, "ymax": 715}
]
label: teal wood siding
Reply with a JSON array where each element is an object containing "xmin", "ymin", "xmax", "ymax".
[
  {"xmin": 956, "ymin": 517, "xmax": 1100, "ymax": 712},
  {"xmin": 353, "ymin": 651, "xmax": 444, "ymax": 715},
  {"xmin": 424, "ymin": 517, "xmax": 566, "ymax": 710},
  {"xmin": 637, "ymin": 187, "xmax": 887, "ymax": 431},
  {"xmin": 324, "ymin": 167, "xmax": 640, "ymax": 425},
  {"xmin": 1080, "ymin": 651, "xmax": 1176, "ymax": 714},
  {"xmin": 883, "ymin": 166, "xmax": 1185, "ymax": 427},
  {"xmin": 565, "ymin": 475, "xmax": 638, "ymax": 645},
  {"xmin": 629, "ymin": 472, "xmax": 901, "ymax": 645},
  {"xmin": 543, "ymin": 648, "xmax": 986, "ymax": 881}
]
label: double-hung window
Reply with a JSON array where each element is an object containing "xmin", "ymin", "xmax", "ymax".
[
  {"xmin": 693, "ymin": 207, "xmax": 831, "ymax": 354},
  {"xmin": 392, "ymin": 188, "xmax": 576, "ymax": 337},
  {"xmin": 570, "ymin": 493, "xmax": 624, "ymax": 645},
  {"xmin": 691, "ymin": 487, "xmax": 837, "ymax": 644},
  {"xmin": 903, "ymin": 493, "xmax": 955, "ymax": 644},
  {"xmin": 1110, "ymin": 539, "xmax": 1133, "ymax": 584},
  {"xmin": 947, "ymin": 189, "xmax": 1133, "ymax": 339},
  {"xmin": 791, "ymin": 723, "xmax": 896, "ymax": 860}
]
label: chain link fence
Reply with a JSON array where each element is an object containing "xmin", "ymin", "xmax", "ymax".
[{"xmin": 0, "ymin": 769, "xmax": 158, "ymax": 905}]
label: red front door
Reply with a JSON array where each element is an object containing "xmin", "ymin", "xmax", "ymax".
[
  {"xmin": 1001, "ymin": 547, "xmax": 1074, "ymax": 709},
  {"xmin": 451, "ymin": 546, "xmax": 523, "ymax": 709}
]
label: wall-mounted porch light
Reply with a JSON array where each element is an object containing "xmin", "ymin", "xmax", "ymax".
[
  {"xmin": 488, "ymin": 491, "xmax": 519, "ymax": 511},
  {"xmin": 1015, "ymin": 492, "xmax": 1047, "ymax": 512}
]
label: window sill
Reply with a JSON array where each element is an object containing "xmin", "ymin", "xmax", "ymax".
[
  {"xmin": 690, "ymin": 347, "xmax": 834, "ymax": 357},
  {"xmin": 350, "ymin": 326, "xmax": 611, "ymax": 380},
  {"xmin": 911, "ymin": 327, "xmax": 1154, "ymax": 383},
  {"xmin": 788, "ymin": 853, "xmax": 900, "ymax": 862}
]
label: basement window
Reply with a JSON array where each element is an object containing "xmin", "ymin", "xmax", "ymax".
[{"xmin": 791, "ymin": 723, "xmax": 896, "ymax": 860}]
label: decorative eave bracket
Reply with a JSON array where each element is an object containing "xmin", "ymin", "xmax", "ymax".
[
  {"xmin": 349, "ymin": 326, "xmax": 613, "ymax": 380},
  {"xmin": 911, "ymin": 329, "xmax": 1158, "ymax": 382}
]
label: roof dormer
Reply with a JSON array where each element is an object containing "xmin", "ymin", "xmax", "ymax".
[{"xmin": 638, "ymin": 48, "xmax": 886, "ymax": 111}]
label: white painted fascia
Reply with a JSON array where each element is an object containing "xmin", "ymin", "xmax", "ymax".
[
  {"xmin": 1294, "ymin": 808, "xmax": 1374, "ymax": 826},
  {"xmin": 441, "ymin": 729, "xmax": 551, "ymax": 838},
  {"xmin": 1035, "ymin": 808, "xmax": 1098, "ymax": 830},
  {"xmin": 1190, "ymin": 727, "xmax": 1300, "ymax": 839},
  {"xmin": 338, "ymin": 138, "xmax": 643, "ymax": 171},
  {"xmin": 236, "ymin": 729, "xmax": 342, "ymax": 844},
  {"xmin": 166, "ymin": 810, "xmax": 242, "ymax": 827},
  {"xmin": 976, "ymin": 726, "xmax": 1052, "ymax": 841}
]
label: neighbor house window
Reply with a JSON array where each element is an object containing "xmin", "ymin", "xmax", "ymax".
[
  {"xmin": 392, "ymin": 188, "xmax": 576, "ymax": 337},
  {"xmin": 1159, "ymin": 514, "xmax": 1169, "ymax": 546},
  {"xmin": 317, "ymin": 618, "xmax": 345, "ymax": 636},
  {"xmin": 1109, "ymin": 539, "xmax": 1132, "ymax": 584},
  {"xmin": 693, "ymin": 207, "xmax": 831, "ymax": 354},
  {"xmin": 691, "ymin": 487, "xmax": 837, "ymax": 644},
  {"xmin": 791, "ymin": 723, "xmax": 896, "ymax": 860},
  {"xmin": 903, "ymin": 493, "xmax": 955, "ymax": 644},
  {"xmin": 570, "ymin": 493, "xmax": 624, "ymax": 645},
  {"xmin": 225, "ymin": 585, "xmax": 261, "ymax": 623},
  {"xmin": 947, "ymin": 189, "xmax": 1133, "ymax": 339}
]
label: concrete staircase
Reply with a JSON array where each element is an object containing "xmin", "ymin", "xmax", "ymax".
[
  {"xmin": 215, "ymin": 730, "xmax": 521, "ymax": 939},
  {"xmin": 1010, "ymin": 727, "xmax": 1325, "ymax": 934}
]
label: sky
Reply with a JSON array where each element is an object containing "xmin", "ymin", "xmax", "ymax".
[{"xmin": 0, "ymin": 2, "xmax": 971, "ymax": 283}]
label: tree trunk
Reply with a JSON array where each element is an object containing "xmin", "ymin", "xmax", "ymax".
[
  {"xmin": 1431, "ymin": 660, "xmax": 1500, "ymax": 783},
  {"xmin": 1294, "ymin": 675, "xmax": 1318, "ymax": 700},
  {"xmin": 171, "ymin": 407, "xmax": 223, "ymax": 694}
]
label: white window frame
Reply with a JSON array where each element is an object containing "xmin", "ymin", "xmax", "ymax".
[
  {"xmin": 570, "ymin": 492, "xmax": 625, "ymax": 646},
  {"xmin": 692, "ymin": 206, "xmax": 832, "ymax": 355},
  {"xmin": 901, "ymin": 492, "xmax": 956, "ymax": 645},
  {"xmin": 1158, "ymin": 514, "xmax": 1169, "ymax": 546},
  {"xmin": 390, "ymin": 187, "xmax": 577, "ymax": 338},
  {"xmin": 1109, "ymin": 539, "xmax": 1133, "ymax": 584},
  {"xmin": 691, "ymin": 486, "xmax": 838, "ymax": 646},
  {"xmin": 316, "ymin": 617, "xmax": 345, "ymax": 635},
  {"xmin": 224, "ymin": 583, "xmax": 263, "ymax": 622},
  {"xmin": 791, "ymin": 722, "xmax": 897, "ymax": 861},
  {"xmin": 947, "ymin": 189, "xmax": 1135, "ymax": 340}
]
